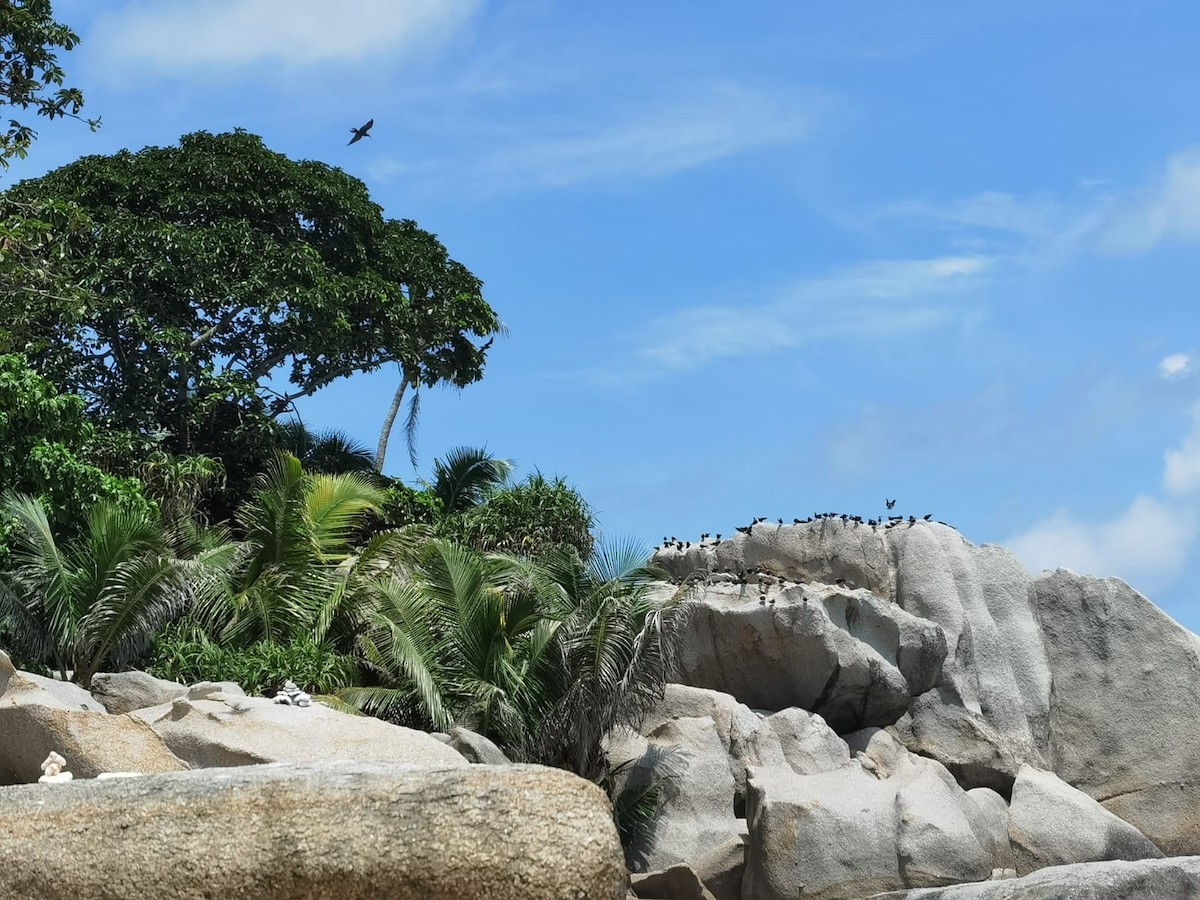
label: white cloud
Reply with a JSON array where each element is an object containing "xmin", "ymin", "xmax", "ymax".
[
  {"xmin": 1008, "ymin": 402, "xmax": 1200, "ymax": 588},
  {"xmin": 1165, "ymin": 405, "xmax": 1200, "ymax": 496},
  {"xmin": 592, "ymin": 255, "xmax": 989, "ymax": 381},
  {"xmin": 90, "ymin": 0, "xmax": 479, "ymax": 69},
  {"xmin": 372, "ymin": 84, "xmax": 820, "ymax": 193},
  {"xmin": 1159, "ymin": 352, "xmax": 1193, "ymax": 380},
  {"xmin": 1007, "ymin": 495, "xmax": 1196, "ymax": 584},
  {"xmin": 1101, "ymin": 149, "xmax": 1200, "ymax": 253}
]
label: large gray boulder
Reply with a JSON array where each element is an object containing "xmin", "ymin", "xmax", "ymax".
[
  {"xmin": 871, "ymin": 856, "xmax": 1200, "ymax": 899},
  {"xmin": 656, "ymin": 522, "xmax": 1048, "ymax": 791},
  {"xmin": 90, "ymin": 670, "xmax": 187, "ymax": 714},
  {"xmin": 742, "ymin": 731, "xmax": 1000, "ymax": 900},
  {"xmin": 0, "ymin": 652, "xmax": 186, "ymax": 783},
  {"xmin": 1032, "ymin": 570, "xmax": 1200, "ymax": 854},
  {"xmin": 0, "ymin": 704, "xmax": 189, "ymax": 783},
  {"xmin": 674, "ymin": 580, "xmax": 946, "ymax": 732},
  {"xmin": 133, "ymin": 694, "xmax": 467, "ymax": 769},
  {"xmin": 609, "ymin": 716, "xmax": 745, "ymax": 877},
  {"xmin": 0, "ymin": 652, "xmax": 105, "ymax": 712},
  {"xmin": 1008, "ymin": 765, "xmax": 1162, "ymax": 874},
  {"xmin": 0, "ymin": 761, "xmax": 628, "ymax": 900},
  {"xmin": 447, "ymin": 725, "xmax": 511, "ymax": 764}
]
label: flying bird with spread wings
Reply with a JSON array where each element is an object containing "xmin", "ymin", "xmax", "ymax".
[{"xmin": 348, "ymin": 119, "xmax": 374, "ymax": 145}]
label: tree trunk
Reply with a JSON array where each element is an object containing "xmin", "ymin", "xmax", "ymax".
[{"xmin": 374, "ymin": 372, "xmax": 408, "ymax": 473}]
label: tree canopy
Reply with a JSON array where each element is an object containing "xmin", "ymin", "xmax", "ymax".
[
  {"xmin": 1, "ymin": 129, "xmax": 501, "ymax": 480},
  {"xmin": 0, "ymin": 0, "xmax": 98, "ymax": 168}
]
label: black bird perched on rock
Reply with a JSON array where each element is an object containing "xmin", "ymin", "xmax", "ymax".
[
  {"xmin": 777, "ymin": 517, "xmax": 784, "ymax": 525},
  {"xmin": 715, "ymin": 534, "xmax": 722, "ymax": 542},
  {"xmin": 736, "ymin": 526, "xmax": 750, "ymax": 534},
  {"xmin": 754, "ymin": 516, "xmax": 767, "ymax": 524},
  {"xmin": 886, "ymin": 498, "xmax": 896, "ymax": 509},
  {"xmin": 348, "ymin": 118, "xmax": 374, "ymax": 145},
  {"xmin": 908, "ymin": 515, "xmax": 916, "ymax": 524},
  {"xmin": 923, "ymin": 514, "xmax": 932, "ymax": 521}
]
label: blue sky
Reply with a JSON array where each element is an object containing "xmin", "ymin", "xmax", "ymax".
[{"xmin": 12, "ymin": 1, "xmax": 1200, "ymax": 626}]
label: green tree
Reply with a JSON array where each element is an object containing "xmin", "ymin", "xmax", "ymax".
[
  {"xmin": 427, "ymin": 446, "xmax": 514, "ymax": 515},
  {"xmin": 0, "ymin": 494, "xmax": 229, "ymax": 687},
  {"xmin": 0, "ymin": 353, "xmax": 145, "ymax": 530},
  {"xmin": 0, "ymin": 0, "xmax": 99, "ymax": 169},
  {"xmin": 1, "ymin": 130, "xmax": 500, "ymax": 487},
  {"xmin": 450, "ymin": 472, "xmax": 595, "ymax": 559}
]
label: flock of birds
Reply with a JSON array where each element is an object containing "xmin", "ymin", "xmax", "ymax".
[{"xmin": 653, "ymin": 500, "xmax": 951, "ymax": 554}]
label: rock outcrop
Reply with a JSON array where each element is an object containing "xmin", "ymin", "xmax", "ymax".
[
  {"xmin": 674, "ymin": 582, "xmax": 946, "ymax": 733},
  {"xmin": 1007, "ymin": 764, "xmax": 1162, "ymax": 873},
  {"xmin": 742, "ymin": 730, "xmax": 1003, "ymax": 900},
  {"xmin": 654, "ymin": 520, "xmax": 1200, "ymax": 860},
  {"xmin": 1031, "ymin": 570, "xmax": 1200, "ymax": 855},
  {"xmin": 448, "ymin": 725, "xmax": 512, "ymax": 764},
  {"xmin": 89, "ymin": 670, "xmax": 187, "ymax": 714},
  {"xmin": 0, "ymin": 761, "xmax": 629, "ymax": 900},
  {"xmin": 656, "ymin": 521, "xmax": 1050, "ymax": 792},
  {"xmin": 0, "ymin": 652, "xmax": 187, "ymax": 784},
  {"xmin": 133, "ymin": 693, "xmax": 466, "ymax": 769},
  {"xmin": 872, "ymin": 856, "xmax": 1200, "ymax": 899}
]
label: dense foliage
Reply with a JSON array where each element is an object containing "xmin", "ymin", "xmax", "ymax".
[
  {"xmin": 0, "ymin": 353, "xmax": 145, "ymax": 529},
  {"xmin": 0, "ymin": 0, "xmax": 98, "ymax": 168},
  {"xmin": 1, "ymin": 130, "xmax": 501, "ymax": 494},
  {"xmin": 0, "ymin": 31, "xmax": 683, "ymax": 848}
]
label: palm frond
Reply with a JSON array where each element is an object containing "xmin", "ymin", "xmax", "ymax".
[{"xmin": 428, "ymin": 447, "xmax": 514, "ymax": 514}]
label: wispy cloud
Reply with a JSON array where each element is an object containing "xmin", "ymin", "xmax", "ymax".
[
  {"xmin": 872, "ymin": 191, "xmax": 1068, "ymax": 241},
  {"xmin": 1101, "ymin": 149, "xmax": 1200, "ymax": 254},
  {"xmin": 1165, "ymin": 405, "xmax": 1200, "ymax": 496},
  {"xmin": 590, "ymin": 255, "xmax": 989, "ymax": 382},
  {"xmin": 869, "ymin": 148, "xmax": 1200, "ymax": 263},
  {"xmin": 370, "ymin": 84, "xmax": 822, "ymax": 194},
  {"xmin": 89, "ymin": 0, "xmax": 480, "ymax": 70}
]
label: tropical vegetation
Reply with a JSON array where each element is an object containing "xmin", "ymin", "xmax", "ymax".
[{"xmin": 0, "ymin": 3, "xmax": 689, "ymax": 851}]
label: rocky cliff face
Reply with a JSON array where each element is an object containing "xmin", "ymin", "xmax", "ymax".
[{"xmin": 650, "ymin": 518, "xmax": 1200, "ymax": 859}]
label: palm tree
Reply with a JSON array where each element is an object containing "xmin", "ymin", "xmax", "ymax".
[
  {"xmin": 0, "ymin": 494, "xmax": 232, "ymax": 687},
  {"xmin": 192, "ymin": 452, "xmax": 387, "ymax": 647},
  {"xmin": 277, "ymin": 419, "xmax": 377, "ymax": 475},
  {"xmin": 531, "ymin": 538, "xmax": 692, "ymax": 779},
  {"xmin": 337, "ymin": 536, "xmax": 692, "ymax": 772},
  {"xmin": 426, "ymin": 446, "xmax": 513, "ymax": 515},
  {"xmin": 340, "ymin": 539, "xmax": 560, "ymax": 750}
]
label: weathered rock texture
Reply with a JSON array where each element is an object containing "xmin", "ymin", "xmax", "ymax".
[
  {"xmin": 0, "ymin": 761, "xmax": 628, "ymax": 900},
  {"xmin": 1031, "ymin": 570, "xmax": 1200, "ymax": 855},
  {"xmin": 1007, "ymin": 764, "xmax": 1162, "ymax": 874},
  {"xmin": 742, "ymin": 729, "xmax": 1011, "ymax": 900},
  {"xmin": 872, "ymin": 856, "xmax": 1200, "ymax": 899},
  {"xmin": 133, "ymin": 694, "xmax": 466, "ymax": 769},
  {"xmin": 448, "ymin": 725, "xmax": 511, "ymax": 764},
  {"xmin": 0, "ymin": 653, "xmax": 105, "ymax": 712},
  {"xmin": 90, "ymin": 670, "xmax": 187, "ymax": 714},
  {"xmin": 0, "ymin": 652, "xmax": 186, "ymax": 784},
  {"xmin": 653, "ymin": 521, "xmax": 1200, "ymax": 855}
]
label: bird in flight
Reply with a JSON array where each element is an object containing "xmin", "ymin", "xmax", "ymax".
[
  {"xmin": 886, "ymin": 498, "xmax": 896, "ymax": 509},
  {"xmin": 348, "ymin": 119, "xmax": 374, "ymax": 145}
]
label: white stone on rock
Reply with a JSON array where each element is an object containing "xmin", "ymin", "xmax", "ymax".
[{"xmin": 38, "ymin": 750, "xmax": 72, "ymax": 783}]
